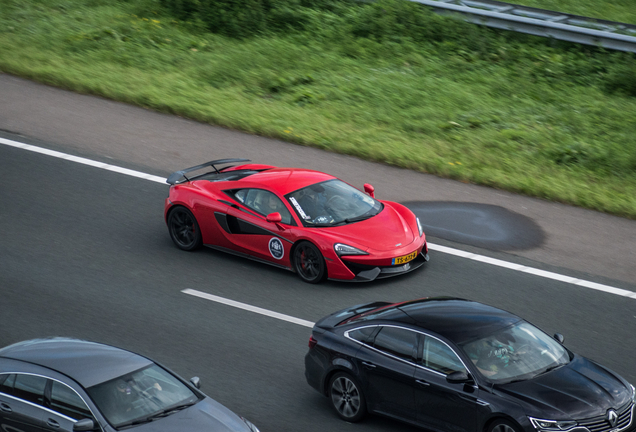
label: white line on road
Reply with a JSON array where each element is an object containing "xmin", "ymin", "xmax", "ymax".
[
  {"xmin": 2, "ymin": 137, "xmax": 635, "ymax": 301},
  {"xmin": 428, "ymin": 244, "xmax": 636, "ymax": 299},
  {"xmin": 0, "ymin": 137, "xmax": 166, "ymax": 184},
  {"xmin": 182, "ymin": 289, "xmax": 315, "ymax": 327}
]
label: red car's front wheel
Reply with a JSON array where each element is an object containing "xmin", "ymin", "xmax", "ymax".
[
  {"xmin": 168, "ymin": 206, "xmax": 202, "ymax": 251},
  {"xmin": 293, "ymin": 241, "xmax": 326, "ymax": 283}
]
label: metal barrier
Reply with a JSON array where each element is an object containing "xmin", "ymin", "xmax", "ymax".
[{"xmin": 410, "ymin": 0, "xmax": 636, "ymax": 53}]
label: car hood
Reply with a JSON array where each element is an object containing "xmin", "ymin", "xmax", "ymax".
[
  {"xmin": 495, "ymin": 355, "xmax": 632, "ymax": 419},
  {"xmin": 322, "ymin": 203, "xmax": 416, "ymax": 251},
  {"xmin": 131, "ymin": 398, "xmax": 252, "ymax": 432}
]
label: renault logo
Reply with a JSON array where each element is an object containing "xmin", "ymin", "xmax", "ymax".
[{"xmin": 607, "ymin": 409, "xmax": 618, "ymax": 428}]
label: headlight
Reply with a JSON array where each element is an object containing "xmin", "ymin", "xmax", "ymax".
[
  {"xmin": 241, "ymin": 417, "xmax": 260, "ymax": 432},
  {"xmin": 416, "ymin": 217, "xmax": 423, "ymax": 237},
  {"xmin": 334, "ymin": 243, "xmax": 368, "ymax": 256},
  {"xmin": 529, "ymin": 417, "xmax": 577, "ymax": 431}
]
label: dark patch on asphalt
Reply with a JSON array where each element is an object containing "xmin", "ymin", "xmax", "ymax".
[{"xmin": 402, "ymin": 201, "xmax": 545, "ymax": 251}]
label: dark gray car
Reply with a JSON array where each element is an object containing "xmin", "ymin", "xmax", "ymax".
[{"xmin": 0, "ymin": 338, "xmax": 260, "ymax": 432}]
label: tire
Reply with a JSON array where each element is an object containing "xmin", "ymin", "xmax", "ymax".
[
  {"xmin": 167, "ymin": 206, "xmax": 202, "ymax": 251},
  {"xmin": 292, "ymin": 241, "xmax": 326, "ymax": 283},
  {"xmin": 328, "ymin": 372, "xmax": 367, "ymax": 423},
  {"xmin": 488, "ymin": 419, "xmax": 522, "ymax": 432}
]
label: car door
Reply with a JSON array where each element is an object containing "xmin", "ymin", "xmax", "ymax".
[
  {"xmin": 413, "ymin": 335, "xmax": 488, "ymax": 432},
  {"xmin": 220, "ymin": 188, "xmax": 297, "ymax": 265},
  {"xmin": 353, "ymin": 325, "xmax": 418, "ymax": 422},
  {"xmin": 41, "ymin": 380, "xmax": 97, "ymax": 432},
  {"xmin": 0, "ymin": 373, "xmax": 50, "ymax": 432}
]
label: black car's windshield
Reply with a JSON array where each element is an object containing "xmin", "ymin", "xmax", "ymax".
[
  {"xmin": 287, "ymin": 179, "xmax": 382, "ymax": 227},
  {"xmin": 87, "ymin": 364, "xmax": 200, "ymax": 428},
  {"xmin": 459, "ymin": 322, "xmax": 570, "ymax": 384}
]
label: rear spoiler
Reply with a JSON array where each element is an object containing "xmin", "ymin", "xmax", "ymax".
[
  {"xmin": 314, "ymin": 301, "xmax": 392, "ymax": 330},
  {"xmin": 166, "ymin": 158, "xmax": 251, "ymax": 185}
]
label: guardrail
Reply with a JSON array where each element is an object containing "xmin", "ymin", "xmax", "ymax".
[{"xmin": 410, "ymin": 0, "xmax": 636, "ymax": 53}]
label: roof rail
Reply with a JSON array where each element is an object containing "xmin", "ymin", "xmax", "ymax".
[{"xmin": 411, "ymin": 0, "xmax": 636, "ymax": 53}]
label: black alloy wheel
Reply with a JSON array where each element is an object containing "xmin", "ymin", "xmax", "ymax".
[
  {"xmin": 488, "ymin": 419, "xmax": 522, "ymax": 432},
  {"xmin": 293, "ymin": 241, "xmax": 326, "ymax": 283},
  {"xmin": 168, "ymin": 206, "xmax": 202, "ymax": 251},
  {"xmin": 329, "ymin": 372, "xmax": 366, "ymax": 422}
]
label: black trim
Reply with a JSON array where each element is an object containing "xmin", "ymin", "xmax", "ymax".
[
  {"xmin": 204, "ymin": 245, "xmax": 292, "ymax": 271},
  {"xmin": 213, "ymin": 212, "xmax": 293, "ymax": 243}
]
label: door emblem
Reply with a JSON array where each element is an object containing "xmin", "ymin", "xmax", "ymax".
[
  {"xmin": 607, "ymin": 409, "xmax": 618, "ymax": 428},
  {"xmin": 269, "ymin": 237, "xmax": 284, "ymax": 259}
]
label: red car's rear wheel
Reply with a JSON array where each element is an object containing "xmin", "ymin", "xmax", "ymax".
[{"xmin": 168, "ymin": 206, "xmax": 202, "ymax": 251}]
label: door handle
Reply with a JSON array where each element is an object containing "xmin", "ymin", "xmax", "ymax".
[
  {"xmin": 361, "ymin": 361, "xmax": 376, "ymax": 369},
  {"xmin": 415, "ymin": 379, "xmax": 431, "ymax": 387},
  {"xmin": 47, "ymin": 418, "xmax": 60, "ymax": 428},
  {"xmin": 0, "ymin": 402, "xmax": 12, "ymax": 412}
]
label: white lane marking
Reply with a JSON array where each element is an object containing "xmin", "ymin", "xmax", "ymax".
[
  {"xmin": 429, "ymin": 244, "xmax": 636, "ymax": 299},
  {"xmin": 0, "ymin": 137, "xmax": 166, "ymax": 184},
  {"xmin": 182, "ymin": 289, "xmax": 315, "ymax": 327},
  {"xmin": 2, "ymin": 137, "xmax": 635, "ymax": 300}
]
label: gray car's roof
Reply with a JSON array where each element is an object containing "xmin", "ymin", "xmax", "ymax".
[{"xmin": 0, "ymin": 338, "xmax": 153, "ymax": 388}]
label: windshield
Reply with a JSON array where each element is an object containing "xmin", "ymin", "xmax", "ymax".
[
  {"xmin": 459, "ymin": 321, "xmax": 570, "ymax": 384},
  {"xmin": 87, "ymin": 365, "xmax": 199, "ymax": 428},
  {"xmin": 286, "ymin": 179, "xmax": 382, "ymax": 226}
]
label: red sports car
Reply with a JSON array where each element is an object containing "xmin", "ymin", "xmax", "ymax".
[{"xmin": 164, "ymin": 159, "xmax": 429, "ymax": 283}]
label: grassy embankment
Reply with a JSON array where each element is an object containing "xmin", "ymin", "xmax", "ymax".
[{"xmin": 0, "ymin": 0, "xmax": 635, "ymax": 217}]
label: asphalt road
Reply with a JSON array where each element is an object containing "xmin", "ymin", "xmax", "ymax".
[{"xmin": 1, "ymin": 74, "xmax": 635, "ymax": 432}]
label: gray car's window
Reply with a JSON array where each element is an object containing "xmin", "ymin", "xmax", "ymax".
[
  {"xmin": 87, "ymin": 364, "xmax": 199, "ymax": 428},
  {"xmin": 13, "ymin": 374, "xmax": 47, "ymax": 406},
  {"xmin": 373, "ymin": 327, "xmax": 418, "ymax": 361},
  {"xmin": 50, "ymin": 381, "xmax": 93, "ymax": 421},
  {"xmin": 422, "ymin": 337, "xmax": 466, "ymax": 375}
]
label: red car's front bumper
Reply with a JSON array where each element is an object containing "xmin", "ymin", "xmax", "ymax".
[{"xmin": 326, "ymin": 239, "xmax": 429, "ymax": 282}]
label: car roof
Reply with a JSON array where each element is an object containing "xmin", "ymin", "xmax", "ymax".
[
  {"xmin": 0, "ymin": 338, "xmax": 153, "ymax": 388},
  {"xmin": 201, "ymin": 167, "xmax": 337, "ymax": 196},
  {"xmin": 358, "ymin": 298, "xmax": 522, "ymax": 344}
]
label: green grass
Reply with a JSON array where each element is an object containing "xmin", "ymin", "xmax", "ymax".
[{"xmin": 1, "ymin": 0, "xmax": 636, "ymax": 218}]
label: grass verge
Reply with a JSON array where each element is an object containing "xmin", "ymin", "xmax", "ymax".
[{"xmin": 1, "ymin": 0, "xmax": 635, "ymax": 218}]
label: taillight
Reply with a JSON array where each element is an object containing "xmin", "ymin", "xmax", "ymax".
[{"xmin": 308, "ymin": 335, "xmax": 317, "ymax": 349}]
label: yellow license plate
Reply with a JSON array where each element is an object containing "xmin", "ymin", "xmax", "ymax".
[{"xmin": 392, "ymin": 251, "xmax": 417, "ymax": 265}]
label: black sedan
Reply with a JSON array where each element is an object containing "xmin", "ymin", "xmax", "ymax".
[
  {"xmin": 0, "ymin": 338, "xmax": 260, "ymax": 432},
  {"xmin": 304, "ymin": 297, "xmax": 635, "ymax": 432}
]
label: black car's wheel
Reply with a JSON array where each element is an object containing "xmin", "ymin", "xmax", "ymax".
[
  {"xmin": 488, "ymin": 419, "xmax": 522, "ymax": 432},
  {"xmin": 293, "ymin": 241, "xmax": 326, "ymax": 283},
  {"xmin": 168, "ymin": 206, "xmax": 202, "ymax": 251},
  {"xmin": 328, "ymin": 372, "xmax": 366, "ymax": 423}
]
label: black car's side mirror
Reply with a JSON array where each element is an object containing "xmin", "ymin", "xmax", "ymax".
[
  {"xmin": 446, "ymin": 371, "xmax": 474, "ymax": 384},
  {"xmin": 73, "ymin": 418, "xmax": 95, "ymax": 431},
  {"xmin": 190, "ymin": 376, "xmax": 201, "ymax": 389},
  {"xmin": 553, "ymin": 333, "xmax": 564, "ymax": 344}
]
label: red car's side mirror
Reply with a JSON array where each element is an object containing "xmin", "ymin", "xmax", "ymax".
[
  {"xmin": 364, "ymin": 183, "xmax": 375, "ymax": 198},
  {"xmin": 266, "ymin": 212, "xmax": 282, "ymax": 223}
]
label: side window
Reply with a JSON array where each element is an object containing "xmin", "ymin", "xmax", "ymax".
[
  {"xmin": 422, "ymin": 337, "xmax": 466, "ymax": 375},
  {"xmin": 373, "ymin": 327, "xmax": 418, "ymax": 362},
  {"xmin": 347, "ymin": 326, "xmax": 377, "ymax": 345},
  {"xmin": 241, "ymin": 189, "xmax": 293, "ymax": 224},
  {"xmin": 50, "ymin": 381, "xmax": 93, "ymax": 421},
  {"xmin": 13, "ymin": 374, "xmax": 47, "ymax": 406},
  {"xmin": 0, "ymin": 374, "xmax": 15, "ymax": 395}
]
